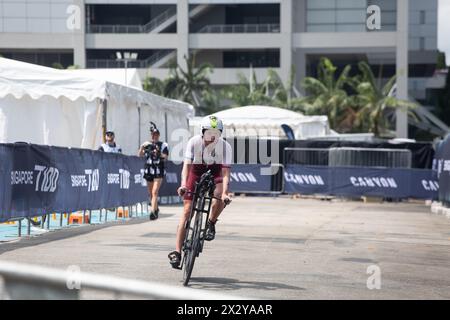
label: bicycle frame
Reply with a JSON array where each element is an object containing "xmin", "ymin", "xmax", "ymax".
[{"xmin": 179, "ymin": 171, "xmax": 216, "ymax": 286}]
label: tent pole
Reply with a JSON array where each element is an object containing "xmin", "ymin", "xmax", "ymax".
[
  {"xmin": 102, "ymin": 99, "xmax": 107, "ymax": 143},
  {"xmin": 138, "ymin": 106, "xmax": 141, "ymax": 149},
  {"xmin": 164, "ymin": 112, "xmax": 168, "ymax": 142}
]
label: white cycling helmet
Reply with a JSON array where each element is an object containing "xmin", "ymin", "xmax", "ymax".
[{"xmin": 200, "ymin": 115, "xmax": 223, "ymax": 133}]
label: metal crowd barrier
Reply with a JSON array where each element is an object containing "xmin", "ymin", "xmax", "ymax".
[
  {"xmin": 328, "ymin": 147, "xmax": 412, "ymax": 168},
  {"xmin": 0, "ymin": 261, "xmax": 246, "ymax": 300},
  {"xmin": 284, "ymin": 147, "xmax": 413, "ymax": 168},
  {"xmin": 284, "ymin": 148, "xmax": 330, "ymax": 166}
]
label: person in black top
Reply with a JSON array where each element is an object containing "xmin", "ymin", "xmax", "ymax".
[{"xmin": 138, "ymin": 127, "xmax": 169, "ymax": 220}]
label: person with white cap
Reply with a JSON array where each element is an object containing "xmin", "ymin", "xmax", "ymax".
[{"xmin": 98, "ymin": 131, "xmax": 122, "ymax": 153}]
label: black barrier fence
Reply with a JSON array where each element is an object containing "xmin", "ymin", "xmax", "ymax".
[
  {"xmin": 228, "ymin": 138, "xmax": 435, "ymax": 169},
  {"xmin": 434, "ymin": 135, "xmax": 450, "ymax": 206}
]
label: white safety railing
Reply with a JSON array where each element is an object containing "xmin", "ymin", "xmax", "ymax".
[
  {"xmin": 0, "ymin": 261, "xmax": 247, "ymax": 300},
  {"xmin": 88, "ymin": 7, "xmax": 176, "ymax": 34},
  {"xmin": 87, "ymin": 59, "xmax": 129, "ymax": 69},
  {"xmin": 87, "ymin": 24, "xmax": 143, "ymax": 33},
  {"xmin": 143, "ymin": 50, "xmax": 174, "ymax": 67},
  {"xmin": 86, "ymin": 50, "xmax": 174, "ymax": 69},
  {"xmin": 142, "ymin": 7, "xmax": 177, "ymax": 33},
  {"xmin": 197, "ymin": 23, "xmax": 280, "ymax": 33}
]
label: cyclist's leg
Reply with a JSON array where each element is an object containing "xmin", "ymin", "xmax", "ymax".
[
  {"xmin": 204, "ymin": 183, "xmax": 223, "ymax": 241},
  {"xmin": 210, "ymin": 182, "xmax": 224, "ymax": 222},
  {"xmin": 175, "ymin": 199, "xmax": 193, "ymax": 253},
  {"xmin": 151, "ymin": 178, "xmax": 163, "ymax": 212},
  {"xmin": 171, "ymin": 167, "xmax": 196, "ymax": 263}
]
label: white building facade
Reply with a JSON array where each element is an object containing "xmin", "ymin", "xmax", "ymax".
[{"xmin": 0, "ymin": 0, "xmax": 440, "ymax": 137}]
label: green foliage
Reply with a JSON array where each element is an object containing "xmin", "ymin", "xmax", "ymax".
[
  {"xmin": 66, "ymin": 65, "xmax": 80, "ymax": 70},
  {"xmin": 51, "ymin": 62, "xmax": 64, "ymax": 69},
  {"xmin": 222, "ymin": 66, "xmax": 304, "ymax": 110},
  {"xmin": 297, "ymin": 57, "xmax": 353, "ymax": 129},
  {"xmin": 142, "ymin": 55, "xmax": 212, "ymax": 109},
  {"xmin": 197, "ymin": 88, "xmax": 226, "ymax": 116},
  {"xmin": 142, "ymin": 76, "xmax": 166, "ymax": 96},
  {"xmin": 437, "ymin": 51, "xmax": 447, "ymax": 69},
  {"xmin": 352, "ymin": 61, "xmax": 417, "ymax": 136},
  {"xmin": 223, "ymin": 70, "xmax": 272, "ymax": 107},
  {"xmin": 140, "ymin": 55, "xmax": 422, "ymax": 137},
  {"xmin": 435, "ymin": 69, "xmax": 450, "ymax": 126},
  {"xmin": 164, "ymin": 55, "xmax": 212, "ymax": 107}
]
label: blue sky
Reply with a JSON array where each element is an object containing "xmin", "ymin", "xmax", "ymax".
[{"xmin": 439, "ymin": 0, "xmax": 450, "ymax": 64}]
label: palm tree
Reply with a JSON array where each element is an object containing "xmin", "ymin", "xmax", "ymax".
[
  {"xmin": 225, "ymin": 70, "xmax": 271, "ymax": 107},
  {"xmin": 142, "ymin": 75, "xmax": 167, "ymax": 96},
  {"xmin": 223, "ymin": 66, "xmax": 306, "ymax": 111},
  {"xmin": 298, "ymin": 57, "xmax": 353, "ymax": 129},
  {"xmin": 197, "ymin": 88, "xmax": 226, "ymax": 115},
  {"xmin": 263, "ymin": 66, "xmax": 305, "ymax": 110},
  {"xmin": 163, "ymin": 55, "xmax": 212, "ymax": 108},
  {"xmin": 353, "ymin": 61, "xmax": 417, "ymax": 136}
]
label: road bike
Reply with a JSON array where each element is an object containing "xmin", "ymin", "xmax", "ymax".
[{"xmin": 175, "ymin": 170, "xmax": 230, "ymax": 286}]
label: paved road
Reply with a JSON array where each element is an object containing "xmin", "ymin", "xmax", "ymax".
[{"xmin": 1, "ymin": 197, "xmax": 449, "ymax": 299}]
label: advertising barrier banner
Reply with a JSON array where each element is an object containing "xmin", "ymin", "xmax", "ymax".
[
  {"xmin": 229, "ymin": 164, "xmax": 273, "ymax": 193},
  {"xmin": 0, "ymin": 143, "xmax": 280, "ymax": 222},
  {"xmin": 3, "ymin": 141, "xmax": 440, "ymax": 222},
  {"xmin": 284, "ymin": 165, "xmax": 438, "ymax": 200},
  {"xmin": 1, "ymin": 143, "xmax": 150, "ymax": 222},
  {"xmin": 434, "ymin": 135, "xmax": 450, "ymax": 206}
]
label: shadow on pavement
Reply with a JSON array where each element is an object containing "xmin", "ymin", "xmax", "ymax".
[{"xmin": 188, "ymin": 277, "xmax": 305, "ymax": 292}]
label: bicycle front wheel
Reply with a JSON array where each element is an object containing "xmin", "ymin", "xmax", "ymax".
[{"xmin": 182, "ymin": 204, "xmax": 203, "ymax": 286}]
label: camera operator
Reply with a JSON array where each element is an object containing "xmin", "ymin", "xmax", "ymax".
[{"xmin": 138, "ymin": 124, "xmax": 169, "ymax": 220}]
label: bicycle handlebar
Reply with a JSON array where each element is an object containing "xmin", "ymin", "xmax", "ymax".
[{"xmin": 179, "ymin": 189, "xmax": 232, "ymax": 207}]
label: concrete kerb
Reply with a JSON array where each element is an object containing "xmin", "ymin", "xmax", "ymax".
[{"xmin": 430, "ymin": 201, "xmax": 450, "ymax": 218}]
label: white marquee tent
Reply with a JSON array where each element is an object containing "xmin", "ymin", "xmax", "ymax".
[
  {"xmin": 0, "ymin": 58, "xmax": 194, "ymax": 157},
  {"xmin": 191, "ymin": 106, "xmax": 330, "ymax": 139},
  {"xmin": 68, "ymin": 68, "xmax": 143, "ymax": 90}
]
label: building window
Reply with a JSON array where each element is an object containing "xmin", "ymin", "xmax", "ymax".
[
  {"xmin": 306, "ymin": 0, "xmax": 397, "ymax": 32},
  {"xmin": 0, "ymin": 51, "xmax": 74, "ymax": 68},
  {"xmin": 420, "ymin": 37, "xmax": 425, "ymax": 51},
  {"xmin": 420, "ymin": 10, "xmax": 426, "ymax": 24},
  {"xmin": 223, "ymin": 50, "xmax": 280, "ymax": 68}
]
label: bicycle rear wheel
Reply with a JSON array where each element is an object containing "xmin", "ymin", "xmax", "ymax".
[{"xmin": 182, "ymin": 207, "xmax": 203, "ymax": 286}]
